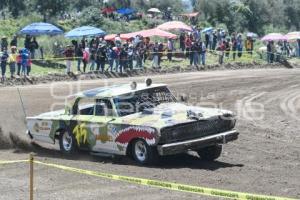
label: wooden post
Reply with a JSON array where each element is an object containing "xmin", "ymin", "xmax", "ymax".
[{"xmin": 29, "ymin": 153, "xmax": 34, "ymax": 200}]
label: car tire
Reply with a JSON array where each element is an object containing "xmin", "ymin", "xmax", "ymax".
[
  {"xmin": 132, "ymin": 139, "xmax": 158, "ymax": 165},
  {"xmin": 59, "ymin": 129, "xmax": 77, "ymax": 155},
  {"xmin": 197, "ymin": 145, "xmax": 222, "ymax": 161}
]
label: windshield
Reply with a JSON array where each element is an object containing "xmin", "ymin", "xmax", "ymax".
[{"xmin": 114, "ymin": 86, "xmax": 176, "ymax": 117}]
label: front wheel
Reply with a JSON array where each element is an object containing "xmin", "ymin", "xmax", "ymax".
[
  {"xmin": 197, "ymin": 145, "xmax": 222, "ymax": 161},
  {"xmin": 132, "ymin": 139, "xmax": 158, "ymax": 165},
  {"xmin": 59, "ymin": 130, "xmax": 77, "ymax": 155}
]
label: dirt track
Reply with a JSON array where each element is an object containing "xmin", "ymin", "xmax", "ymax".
[{"xmin": 0, "ymin": 68, "xmax": 299, "ymax": 200}]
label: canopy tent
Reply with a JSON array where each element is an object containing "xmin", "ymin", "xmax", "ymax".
[
  {"xmin": 180, "ymin": 12, "xmax": 199, "ymax": 18},
  {"xmin": 122, "ymin": 28, "xmax": 177, "ymax": 40},
  {"xmin": 19, "ymin": 22, "xmax": 63, "ymax": 36},
  {"xmin": 261, "ymin": 33, "xmax": 287, "ymax": 41},
  {"xmin": 147, "ymin": 8, "xmax": 161, "ymax": 13},
  {"xmin": 285, "ymin": 32, "xmax": 300, "ymax": 41},
  {"xmin": 157, "ymin": 21, "xmax": 192, "ymax": 32},
  {"xmin": 65, "ymin": 26, "xmax": 106, "ymax": 38},
  {"xmin": 202, "ymin": 27, "xmax": 213, "ymax": 33},
  {"xmin": 117, "ymin": 8, "xmax": 136, "ymax": 15}
]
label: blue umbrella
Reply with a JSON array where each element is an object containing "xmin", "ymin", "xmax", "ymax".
[
  {"xmin": 19, "ymin": 22, "xmax": 63, "ymax": 36},
  {"xmin": 117, "ymin": 8, "xmax": 135, "ymax": 15},
  {"xmin": 65, "ymin": 26, "xmax": 106, "ymax": 38},
  {"xmin": 202, "ymin": 27, "xmax": 213, "ymax": 33}
]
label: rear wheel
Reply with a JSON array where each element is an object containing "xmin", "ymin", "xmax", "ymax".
[
  {"xmin": 59, "ymin": 130, "xmax": 77, "ymax": 155},
  {"xmin": 197, "ymin": 145, "xmax": 222, "ymax": 161},
  {"xmin": 132, "ymin": 139, "xmax": 158, "ymax": 165}
]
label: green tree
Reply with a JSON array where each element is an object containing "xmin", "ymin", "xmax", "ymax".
[{"xmin": 33, "ymin": 0, "xmax": 69, "ymax": 22}]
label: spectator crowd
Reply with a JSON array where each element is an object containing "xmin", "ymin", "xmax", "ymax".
[{"xmin": 0, "ymin": 27, "xmax": 300, "ymax": 81}]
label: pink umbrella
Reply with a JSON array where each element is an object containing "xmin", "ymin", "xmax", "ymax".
[
  {"xmin": 157, "ymin": 21, "xmax": 192, "ymax": 32},
  {"xmin": 285, "ymin": 32, "xmax": 300, "ymax": 41},
  {"xmin": 104, "ymin": 34, "xmax": 116, "ymax": 41},
  {"xmin": 261, "ymin": 33, "xmax": 287, "ymax": 41},
  {"xmin": 122, "ymin": 28, "xmax": 177, "ymax": 40}
]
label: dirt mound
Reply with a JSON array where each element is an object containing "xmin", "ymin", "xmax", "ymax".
[
  {"xmin": 0, "ymin": 127, "xmax": 33, "ymax": 151},
  {"xmin": 0, "ymin": 62, "xmax": 292, "ymax": 87}
]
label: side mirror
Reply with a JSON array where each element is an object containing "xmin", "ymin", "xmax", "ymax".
[{"xmin": 180, "ymin": 94, "xmax": 188, "ymax": 102}]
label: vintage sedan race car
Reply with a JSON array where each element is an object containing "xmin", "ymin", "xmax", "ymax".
[{"xmin": 26, "ymin": 80, "xmax": 239, "ymax": 165}]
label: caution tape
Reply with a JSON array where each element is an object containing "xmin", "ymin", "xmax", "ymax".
[
  {"xmin": 34, "ymin": 160, "xmax": 297, "ymax": 200},
  {"xmin": 0, "ymin": 159, "xmax": 297, "ymax": 199},
  {"xmin": 0, "ymin": 160, "xmax": 29, "ymax": 165}
]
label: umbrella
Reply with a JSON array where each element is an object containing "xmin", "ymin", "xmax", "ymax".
[
  {"xmin": 19, "ymin": 22, "xmax": 63, "ymax": 36},
  {"xmin": 104, "ymin": 34, "xmax": 117, "ymax": 41},
  {"xmin": 117, "ymin": 8, "xmax": 135, "ymax": 15},
  {"xmin": 65, "ymin": 26, "xmax": 106, "ymax": 38},
  {"xmin": 261, "ymin": 33, "xmax": 287, "ymax": 41},
  {"xmin": 247, "ymin": 32, "xmax": 258, "ymax": 38},
  {"xmin": 148, "ymin": 8, "xmax": 161, "ymax": 13},
  {"xmin": 285, "ymin": 32, "xmax": 300, "ymax": 41},
  {"xmin": 202, "ymin": 27, "xmax": 213, "ymax": 33},
  {"xmin": 180, "ymin": 12, "xmax": 199, "ymax": 18},
  {"xmin": 122, "ymin": 28, "xmax": 177, "ymax": 40},
  {"xmin": 157, "ymin": 21, "xmax": 192, "ymax": 32}
]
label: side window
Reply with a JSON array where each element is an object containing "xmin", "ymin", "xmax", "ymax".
[
  {"xmin": 76, "ymin": 98, "xmax": 95, "ymax": 116},
  {"xmin": 95, "ymin": 99, "xmax": 114, "ymax": 117}
]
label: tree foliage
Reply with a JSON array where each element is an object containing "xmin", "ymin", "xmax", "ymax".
[{"xmin": 194, "ymin": 0, "xmax": 300, "ymax": 35}]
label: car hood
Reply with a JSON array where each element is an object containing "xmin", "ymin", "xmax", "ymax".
[{"xmin": 118, "ymin": 103, "xmax": 234, "ymax": 130}]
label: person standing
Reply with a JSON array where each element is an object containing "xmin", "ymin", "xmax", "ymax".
[
  {"xmin": 10, "ymin": 35, "xmax": 18, "ymax": 47},
  {"xmin": 200, "ymin": 41, "xmax": 206, "ymax": 66},
  {"xmin": 8, "ymin": 46, "xmax": 17, "ymax": 78},
  {"xmin": 64, "ymin": 45, "xmax": 74, "ymax": 74},
  {"xmin": 225, "ymin": 38, "xmax": 231, "ymax": 59},
  {"xmin": 158, "ymin": 42, "xmax": 164, "ymax": 67},
  {"xmin": 82, "ymin": 48, "xmax": 89, "ymax": 73},
  {"xmin": 167, "ymin": 38, "xmax": 174, "ymax": 62},
  {"xmin": 245, "ymin": 37, "xmax": 254, "ymax": 55},
  {"xmin": 89, "ymin": 44, "xmax": 97, "ymax": 71},
  {"xmin": 217, "ymin": 41, "xmax": 225, "ymax": 65},
  {"xmin": 231, "ymin": 33, "xmax": 237, "ymax": 60},
  {"xmin": 212, "ymin": 31, "xmax": 218, "ymax": 50},
  {"xmin": 16, "ymin": 50, "xmax": 22, "ymax": 76},
  {"xmin": 1, "ymin": 37, "xmax": 8, "ymax": 52},
  {"xmin": 29, "ymin": 37, "xmax": 39, "ymax": 59},
  {"xmin": 119, "ymin": 45, "xmax": 128, "ymax": 73},
  {"xmin": 75, "ymin": 44, "xmax": 83, "ymax": 72},
  {"xmin": 20, "ymin": 48, "xmax": 30, "ymax": 76},
  {"xmin": 152, "ymin": 42, "xmax": 159, "ymax": 68},
  {"xmin": 179, "ymin": 32, "xmax": 185, "ymax": 52},
  {"xmin": 0, "ymin": 49, "xmax": 9, "ymax": 82},
  {"xmin": 96, "ymin": 44, "xmax": 107, "ymax": 73},
  {"xmin": 127, "ymin": 44, "xmax": 134, "ymax": 70},
  {"xmin": 237, "ymin": 34, "xmax": 243, "ymax": 58}
]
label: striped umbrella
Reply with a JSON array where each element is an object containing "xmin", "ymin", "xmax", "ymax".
[
  {"xmin": 261, "ymin": 33, "xmax": 287, "ymax": 41},
  {"xmin": 285, "ymin": 32, "xmax": 300, "ymax": 41}
]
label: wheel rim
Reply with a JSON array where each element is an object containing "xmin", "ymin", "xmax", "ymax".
[
  {"xmin": 134, "ymin": 140, "xmax": 147, "ymax": 162},
  {"xmin": 62, "ymin": 132, "xmax": 72, "ymax": 151}
]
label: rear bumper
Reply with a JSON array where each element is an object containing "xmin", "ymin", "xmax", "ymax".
[{"xmin": 157, "ymin": 130, "xmax": 239, "ymax": 156}]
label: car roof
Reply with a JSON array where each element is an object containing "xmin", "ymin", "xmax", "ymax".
[{"xmin": 72, "ymin": 83, "xmax": 167, "ymax": 99}]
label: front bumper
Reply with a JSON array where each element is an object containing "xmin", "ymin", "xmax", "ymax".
[{"xmin": 157, "ymin": 130, "xmax": 239, "ymax": 156}]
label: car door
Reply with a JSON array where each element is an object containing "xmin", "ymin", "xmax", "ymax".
[{"xmin": 90, "ymin": 99, "xmax": 119, "ymax": 154}]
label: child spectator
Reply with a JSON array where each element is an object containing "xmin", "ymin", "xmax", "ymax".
[
  {"xmin": 8, "ymin": 46, "xmax": 17, "ymax": 78},
  {"xmin": 20, "ymin": 48, "xmax": 30, "ymax": 76},
  {"xmin": 1, "ymin": 49, "xmax": 9, "ymax": 82}
]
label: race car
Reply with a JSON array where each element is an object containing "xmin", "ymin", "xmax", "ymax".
[{"xmin": 26, "ymin": 79, "xmax": 239, "ymax": 165}]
